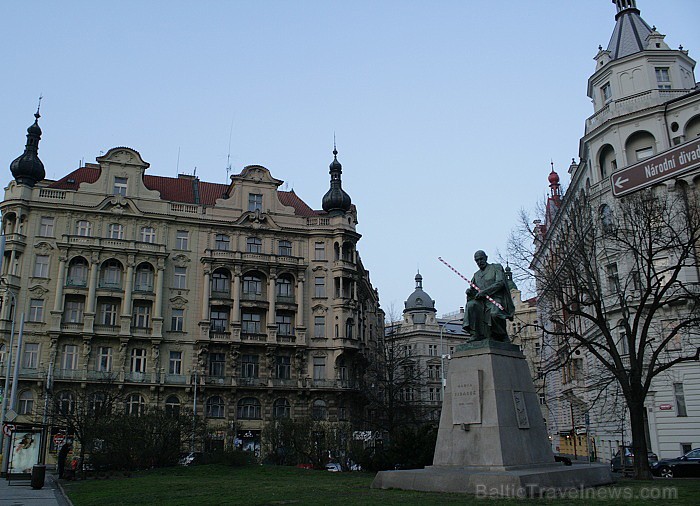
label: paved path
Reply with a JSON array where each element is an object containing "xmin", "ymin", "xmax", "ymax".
[{"xmin": 0, "ymin": 472, "xmax": 71, "ymax": 506}]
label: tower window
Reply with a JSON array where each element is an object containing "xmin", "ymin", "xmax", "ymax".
[
  {"xmin": 601, "ymin": 82, "xmax": 611, "ymax": 103},
  {"xmin": 655, "ymin": 67, "xmax": 671, "ymax": 90}
]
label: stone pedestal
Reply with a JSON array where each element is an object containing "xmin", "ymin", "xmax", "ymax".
[{"xmin": 371, "ymin": 341, "xmax": 612, "ymax": 496}]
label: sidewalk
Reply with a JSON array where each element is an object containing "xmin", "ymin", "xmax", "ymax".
[{"xmin": 0, "ymin": 471, "xmax": 71, "ymax": 506}]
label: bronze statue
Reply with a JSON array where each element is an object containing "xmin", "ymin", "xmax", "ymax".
[{"xmin": 462, "ymin": 250, "xmax": 515, "ymax": 342}]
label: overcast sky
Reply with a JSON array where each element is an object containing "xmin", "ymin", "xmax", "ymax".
[{"xmin": 2, "ymin": 1, "xmax": 699, "ymax": 317}]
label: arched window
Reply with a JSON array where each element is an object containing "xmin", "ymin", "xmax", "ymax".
[
  {"xmin": 237, "ymin": 397, "xmax": 261, "ymax": 419},
  {"xmin": 126, "ymin": 394, "xmax": 146, "ymax": 416},
  {"xmin": 598, "ymin": 144, "xmax": 616, "ymax": 180},
  {"xmin": 165, "ymin": 395, "xmax": 181, "ymax": 417},
  {"xmin": 345, "ymin": 318, "xmax": 354, "ymax": 339},
  {"xmin": 206, "ymin": 396, "xmax": 225, "ymax": 418},
  {"xmin": 273, "ymin": 398, "xmax": 291, "ymax": 419},
  {"xmin": 90, "ymin": 392, "xmax": 107, "ymax": 414},
  {"xmin": 100, "ymin": 260, "xmax": 123, "ymax": 289},
  {"xmin": 57, "ymin": 391, "xmax": 75, "ymax": 415},
  {"xmin": 67, "ymin": 257, "xmax": 89, "ymax": 286},
  {"xmin": 19, "ymin": 390, "xmax": 34, "ymax": 415},
  {"xmin": 211, "ymin": 269, "xmax": 231, "ymax": 295},
  {"xmin": 312, "ymin": 399, "xmax": 327, "ymax": 420},
  {"xmin": 135, "ymin": 263, "xmax": 155, "ymax": 292},
  {"xmin": 276, "ymin": 276, "xmax": 293, "ymax": 298},
  {"xmin": 625, "ymin": 131, "xmax": 656, "ymax": 164},
  {"xmin": 242, "ymin": 272, "xmax": 263, "ymax": 298}
]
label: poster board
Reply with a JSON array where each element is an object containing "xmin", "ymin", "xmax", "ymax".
[{"xmin": 8, "ymin": 430, "xmax": 42, "ymax": 475}]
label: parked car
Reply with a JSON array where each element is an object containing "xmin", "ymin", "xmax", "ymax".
[
  {"xmin": 610, "ymin": 446, "xmax": 658, "ymax": 474},
  {"xmin": 325, "ymin": 462, "xmax": 342, "ymax": 472},
  {"xmin": 554, "ymin": 455, "xmax": 572, "ymax": 466},
  {"xmin": 651, "ymin": 448, "xmax": 700, "ymax": 478}
]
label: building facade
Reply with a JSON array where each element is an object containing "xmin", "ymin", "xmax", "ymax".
[
  {"xmin": 533, "ymin": 0, "xmax": 700, "ymax": 462},
  {"xmin": 0, "ymin": 117, "xmax": 383, "ymax": 457}
]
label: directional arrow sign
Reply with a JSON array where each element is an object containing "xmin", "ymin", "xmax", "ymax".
[{"xmin": 611, "ymin": 136, "xmax": 700, "ymax": 197}]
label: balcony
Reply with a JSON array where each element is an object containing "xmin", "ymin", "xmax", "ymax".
[
  {"xmin": 311, "ymin": 379, "xmax": 336, "ymax": 388},
  {"xmin": 237, "ymin": 377, "xmax": 263, "ymax": 387},
  {"xmin": 61, "ymin": 322, "xmax": 84, "ymax": 332},
  {"xmin": 276, "ymin": 333, "xmax": 295, "ymax": 344},
  {"xmin": 241, "ymin": 333, "xmax": 266, "ymax": 342},
  {"xmin": 209, "ymin": 330, "xmax": 231, "ymax": 341},
  {"xmin": 54, "ymin": 369, "xmax": 83, "ymax": 380},
  {"xmin": 134, "ymin": 284, "xmax": 154, "ymax": 293},
  {"xmin": 66, "ymin": 278, "xmax": 87, "ymax": 288},
  {"xmin": 210, "ymin": 290, "xmax": 232, "ymax": 300},
  {"xmin": 271, "ymin": 378, "xmax": 296, "ymax": 387},
  {"xmin": 163, "ymin": 374, "xmax": 188, "ymax": 385},
  {"xmin": 276, "ymin": 295, "xmax": 295, "ymax": 305},
  {"xmin": 241, "ymin": 292, "xmax": 266, "ymax": 302},
  {"xmin": 124, "ymin": 371, "xmax": 152, "ymax": 383},
  {"xmin": 98, "ymin": 281, "xmax": 122, "ymax": 290}
]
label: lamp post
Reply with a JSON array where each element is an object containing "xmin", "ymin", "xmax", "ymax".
[
  {"xmin": 439, "ymin": 316, "xmax": 465, "ymax": 394},
  {"xmin": 0, "ymin": 287, "xmax": 16, "ymax": 458}
]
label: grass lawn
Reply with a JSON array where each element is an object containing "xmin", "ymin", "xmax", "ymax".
[{"xmin": 62, "ymin": 464, "xmax": 700, "ymax": 506}]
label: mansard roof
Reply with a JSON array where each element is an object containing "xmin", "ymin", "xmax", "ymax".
[{"xmin": 48, "ymin": 164, "xmax": 321, "ymax": 216}]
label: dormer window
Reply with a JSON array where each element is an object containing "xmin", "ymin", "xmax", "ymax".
[
  {"xmin": 655, "ymin": 67, "xmax": 671, "ymax": 90},
  {"xmin": 601, "ymin": 82, "xmax": 612, "ymax": 103},
  {"xmin": 248, "ymin": 193, "xmax": 263, "ymax": 212},
  {"xmin": 113, "ymin": 177, "xmax": 128, "ymax": 196}
]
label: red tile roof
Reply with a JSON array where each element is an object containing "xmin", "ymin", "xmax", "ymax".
[{"xmin": 48, "ymin": 166, "xmax": 321, "ymax": 216}]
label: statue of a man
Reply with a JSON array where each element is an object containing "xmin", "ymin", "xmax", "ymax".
[{"xmin": 462, "ymin": 250, "xmax": 515, "ymax": 342}]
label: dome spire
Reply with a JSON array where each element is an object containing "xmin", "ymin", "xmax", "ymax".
[
  {"xmin": 322, "ymin": 139, "xmax": 352, "ymax": 214},
  {"xmin": 10, "ymin": 100, "xmax": 46, "ymax": 187}
]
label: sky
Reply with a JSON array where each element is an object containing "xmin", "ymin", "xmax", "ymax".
[{"xmin": 2, "ymin": 1, "xmax": 700, "ymax": 318}]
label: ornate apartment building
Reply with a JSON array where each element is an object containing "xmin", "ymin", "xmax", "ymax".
[
  {"xmin": 0, "ymin": 113, "xmax": 383, "ymax": 452},
  {"xmin": 533, "ymin": 0, "xmax": 700, "ymax": 462}
]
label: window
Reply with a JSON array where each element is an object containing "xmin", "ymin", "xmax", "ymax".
[
  {"xmin": 314, "ymin": 316, "xmax": 325, "ymax": 338},
  {"xmin": 618, "ymin": 329, "xmax": 629, "ymax": 355},
  {"xmin": 429, "ymin": 387, "xmax": 441, "ymax": 402},
  {"xmin": 206, "ymin": 396, "xmax": 225, "ymax": 418},
  {"xmin": 99, "ymin": 301, "xmax": 119, "ymax": 326},
  {"xmin": 0, "ymin": 344, "xmax": 5, "ymax": 367},
  {"xmin": 169, "ymin": 351, "xmax": 182, "ymax": 375},
  {"xmin": 601, "ymin": 82, "xmax": 612, "ymax": 102},
  {"xmin": 165, "ymin": 395, "xmax": 180, "ymax": 416},
  {"xmin": 211, "ymin": 271, "xmax": 230, "ymax": 294},
  {"xmin": 276, "ymin": 355, "xmax": 291, "ymax": 379},
  {"xmin": 278, "ymin": 240, "xmax": 292, "ymax": 256},
  {"xmin": 237, "ymin": 397, "xmax": 261, "ymax": 419},
  {"xmin": 173, "ymin": 267, "xmax": 187, "ymax": 289},
  {"xmin": 345, "ymin": 318, "xmax": 354, "ymax": 339},
  {"xmin": 215, "ymin": 234, "xmax": 230, "ymax": 251},
  {"xmin": 175, "ymin": 230, "xmax": 189, "ymax": 250},
  {"xmin": 67, "ymin": 257, "xmax": 89, "ymax": 286},
  {"xmin": 22, "ymin": 343, "xmax": 39, "ymax": 369},
  {"xmin": 113, "ymin": 177, "xmax": 128, "ymax": 196},
  {"xmin": 242, "ymin": 312, "xmax": 262, "ymax": 334},
  {"xmin": 313, "ymin": 356, "xmax": 325, "ymax": 380},
  {"xmin": 132, "ymin": 302, "xmax": 151, "ymax": 328},
  {"xmin": 246, "ymin": 237, "xmax": 262, "ymax": 253},
  {"xmin": 29, "ymin": 299, "xmax": 44, "ymax": 322},
  {"xmin": 635, "ymin": 147, "xmax": 654, "ymax": 161},
  {"xmin": 108, "ymin": 223, "xmax": 124, "ymax": 239},
  {"xmin": 76, "ymin": 220, "xmax": 92, "ymax": 236},
  {"xmin": 135, "ymin": 265, "xmax": 154, "ymax": 291},
  {"xmin": 241, "ymin": 354, "xmax": 259, "ymax": 378},
  {"xmin": 19, "ymin": 390, "xmax": 34, "ymax": 415},
  {"xmin": 273, "ymin": 398, "xmax": 290, "ymax": 419},
  {"xmin": 428, "ymin": 344, "xmax": 438, "ymax": 356},
  {"xmin": 34, "ymin": 255, "xmax": 50, "ymax": 278},
  {"xmin": 606, "ymin": 263, "xmax": 619, "ymax": 293},
  {"xmin": 64, "ymin": 298, "xmax": 85, "ymax": 323},
  {"xmin": 276, "ymin": 313, "xmax": 293, "ymax": 336},
  {"xmin": 101, "ymin": 260, "xmax": 122, "ymax": 288},
  {"xmin": 314, "ymin": 242, "xmax": 326, "ymax": 261},
  {"xmin": 337, "ymin": 358, "xmax": 347, "ymax": 381},
  {"xmin": 171, "ymin": 309, "xmax": 184, "ymax": 332},
  {"xmin": 209, "ymin": 352, "xmax": 226, "ymax": 377},
  {"xmin": 674, "ymin": 382, "xmax": 688, "ymax": 417},
  {"xmin": 428, "ymin": 364, "xmax": 441, "ymax": 379},
  {"xmin": 39, "ymin": 216, "xmax": 55, "ymax": 237},
  {"xmin": 140, "ymin": 226, "xmax": 156, "ymax": 243},
  {"xmin": 131, "ymin": 348, "xmax": 147, "ymax": 373},
  {"xmin": 61, "ymin": 344, "xmax": 79, "ymax": 370},
  {"xmin": 210, "ymin": 307, "xmax": 229, "ymax": 332},
  {"xmin": 314, "ymin": 277, "xmax": 326, "ymax": 297},
  {"xmin": 248, "ymin": 193, "xmax": 263, "ymax": 212},
  {"xmin": 655, "ymin": 67, "xmax": 671, "ymax": 89},
  {"xmin": 126, "ymin": 394, "xmax": 145, "ymax": 416},
  {"xmin": 312, "ymin": 399, "xmax": 327, "ymax": 420},
  {"xmin": 58, "ymin": 391, "xmax": 76, "ymax": 415},
  {"xmin": 242, "ymin": 274, "xmax": 262, "ymax": 297},
  {"xmin": 276, "ymin": 277, "xmax": 293, "ymax": 297},
  {"xmin": 539, "ymin": 393, "xmax": 546, "ymax": 405},
  {"xmin": 681, "ymin": 443, "xmax": 693, "ymax": 455},
  {"xmin": 97, "ymin": 347, "xmax": 112, "ymax": 372}
]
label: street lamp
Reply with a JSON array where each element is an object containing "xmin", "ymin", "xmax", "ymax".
[
  {"xmin": 439, "ymin": 316, "xmax": 465, "ymax": 394},
  {"xmin": 0, "ymin": 286, "xmax": 16, "ymax": 457}
]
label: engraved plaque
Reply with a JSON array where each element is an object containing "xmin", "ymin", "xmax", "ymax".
[
  {"xmin": 512, "ymin": 391, "xmax": 530, "ymax": 429},
  {"xmin": 452, "ymin": 369, "xmax": 482, "ymax": 424}
]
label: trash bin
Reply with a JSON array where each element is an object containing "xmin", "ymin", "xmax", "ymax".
[{"xmin": 31, "ymin": 465, "xmax": 46, "ymax": 489}]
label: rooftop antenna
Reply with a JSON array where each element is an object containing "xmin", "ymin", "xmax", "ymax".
[
  {"xmin": 226, "ymin": 118, "xmax": 234, "ymax": 181},
  {"xmin": 176, "ymin": 147, "xmax": 181, "ymax": 174},
  {"xmin": 36, "ymin": 94, "xmax": 43, "ymax": 115}
]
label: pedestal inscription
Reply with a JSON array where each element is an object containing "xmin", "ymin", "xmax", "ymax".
[
  {"xmin": 512, "ymin": 390, "xmax": 530, "ymax": 429},
  {"xmin": 452, "ymin": 369, "xmax": 482, "ymax": 425}
]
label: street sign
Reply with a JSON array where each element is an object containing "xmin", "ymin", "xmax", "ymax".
[
  {"xmin": 611, "ymin": 137, "xmax": 700, "ymax": 197},
  {"xmin": 2, "ymin": 423, "xmax": 14, "ymax": 437},
  {"xmin": 4, "ymin": 408, "xmax": 17, "ymax": 422},
  {"xmin": 659, "ymin": 403, "xmax": 674, "ymax": 411},
  {"xmin": 53, "ymin": 434, "xmax": 65, "ymax": 447}
]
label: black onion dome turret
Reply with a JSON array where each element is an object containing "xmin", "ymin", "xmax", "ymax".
[
  {"xmin": 10, "ymin": 111, "xmax": 45, "ymax": 187},
  {"xmin": 404, "ymin": 272, "xmax": 436, "ymax": 313},
  {"xmin": 322, "ymin": 148, "xmax": 352, "ymax": 213}
]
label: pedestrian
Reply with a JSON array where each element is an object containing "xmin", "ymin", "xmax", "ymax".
[{"xmin": 58, "ymin": 441, "xmax": 72, "ymax": 479}]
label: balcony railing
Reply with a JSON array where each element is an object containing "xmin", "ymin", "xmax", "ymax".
[
  {"xmin": 276, "ymin": 295, "xmax": 295, "ymax": 304},
  {"xmin": 241, "ymin": 292, "xmax": 265, "ymax": 301},
  {"xmin": 134, "ymin": 284, "xmax": 154, "ymax": 292},
  {"xmin": 163, "ymin": 374, "xmax": 188, "ymax": 384},
  {"xmin": 241, "ymin": 332, "xmax": 266, "ymax": 342},
  {"xmin": 124, "ymin": 371, "xmax": 152, "ymax": 383},
  {"xmin": 54, "ymin": 369, "xmax": 82, "ymax": 380},
  {"xmin": 98, "ymin": 281, "xmax": 122, "ymax": 290},
  {"xmin": 65, "ymin": 278, "xmax": 87, "ymax": 287}
]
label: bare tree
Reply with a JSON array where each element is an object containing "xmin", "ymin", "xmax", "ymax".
[{"xmin": 509, "ymin": 185, "xmax": 700, "ymax": 479}]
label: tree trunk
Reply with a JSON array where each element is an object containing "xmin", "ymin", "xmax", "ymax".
[{"xmin": 628, "ymin": 400, "xmax": 653, "ymax": 480}]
